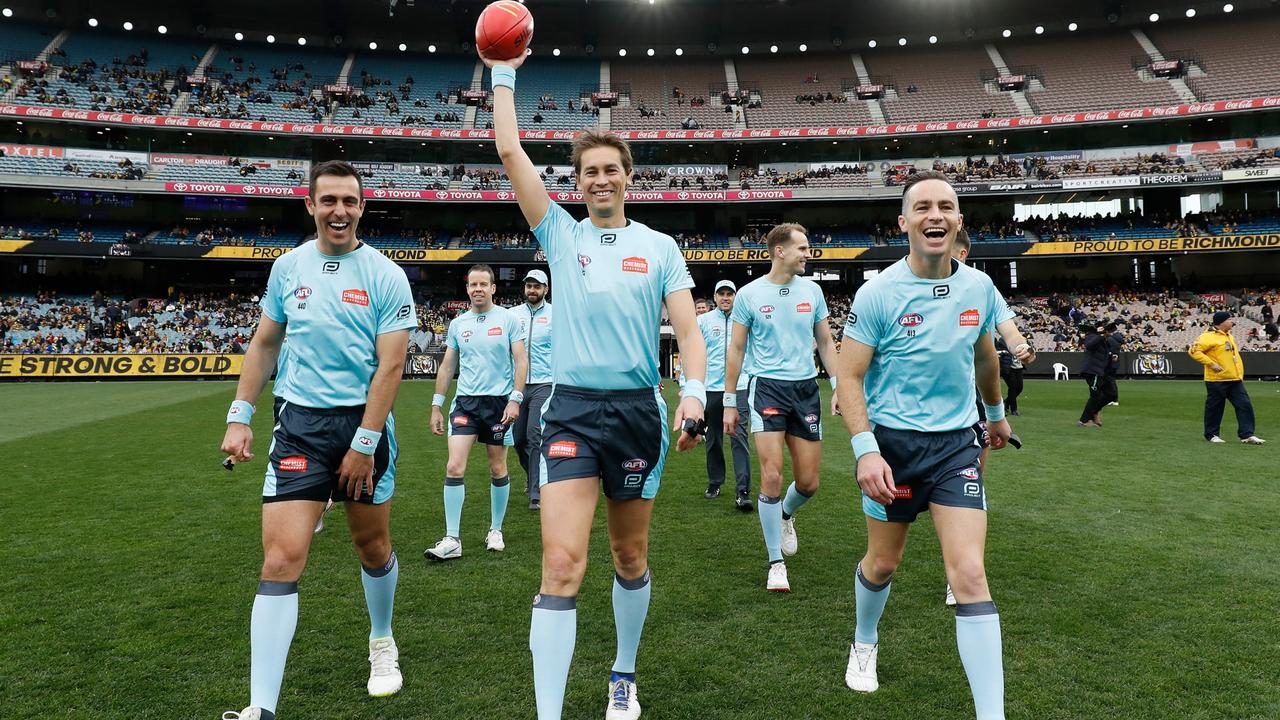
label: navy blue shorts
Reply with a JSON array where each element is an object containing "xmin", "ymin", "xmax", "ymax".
[
  {"xmin": 748, "ymin": 376, "xmax": 822, "ymax": 440},
  {"xmin": 264, "ymin": 399, "xmax": 397, "ymax": 504},
  {"xmin": 449, "ymin": 395, "xmax": 514, "ymax": 446},
  {"xmin": 861, "ymin": 425, "xmax": 984, "ymax": 523},
  {"xmin": 538, "ymin": 384, "xmax": 668, "ymax": 500}
]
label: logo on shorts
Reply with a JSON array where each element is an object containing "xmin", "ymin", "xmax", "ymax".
[
  {"xmin": 796, "ymin": 302, "xmax": 812, "ymax": 313},
  {"xmin": 761, "ymin": 407, "xmax": 781, "ymax": 416},
  {"xmin": 622, "ymin": 256, "xmax": 649, "ymax": 274},
  {"xmin": 453, "ymin": 415, "xmax": 470, "ymax": 426},
  {"xmin": 963, "ymin": 481, "xmax": 982, "ymax": 498},
  {"xmin": 488, "ymin": 326, "xmax": 503, "ymax": 336},
  {"xmin": 547, "ymin": 440, "xmax": 578, "ymax": 458},
  {"xmin": 622, "ymin": 458, "xmax": 649, "ymax": 472},
  {"xmin": 960, "ymin": 309, "xmax": 980, "ymax": 327},
  {"xmin": 960, "ymin": 466, "xmax": 979, "ymax": 480},
  {"xmin": 892, "ymin": 485, "xmax": 912, "ymax": 499},
  {"xmin": 804, "ymin": 413, "xmax": 818, "ymax": 423},
  {"xmin": 279, "ymin": 456, "xmax": 308, "ymax": 472},
  {"xmin": 293, "ymin": 286, "xmax": 312, "ymax": 300},
  {"xmin": 342, "ymin": 289, "xmax": 370, "ymax": 306},
  {"xmin": 492, "ymin": 423, "xmax": 506, "ymax": 433},
  {"xmin": 898, "ymin": 313, "xmax": 924, "ymax": 327}
]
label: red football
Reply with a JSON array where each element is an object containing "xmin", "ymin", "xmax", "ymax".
[{"xmin": 476, "ymin": 1, "xmax": 535, "ymax": 61}]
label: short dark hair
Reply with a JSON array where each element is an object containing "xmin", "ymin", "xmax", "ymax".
[
  {"xmin": 765, "ymin": 222, "xmax": 808, "ymax": 253},
  {"xmin": 1105, "ymin": 322, "xmax": 1118, "ymax": 332},
  {"xmin": 466, "ymin": 264, "xmax": 496, "ymax": 284},
  {"xmin": 570, "ymin": 130, "xmax": 634, "ymax": 175},
  {"xmin": 901, "ymin": 169, "xmax": 953, "ymax": 215},
  {"xmin": 954, "ymin": 227, "xmax": 972, "ymax": 251},
  {"xmin": 309, "ymin": 159, "xmax": 364, "ymax": 198}
]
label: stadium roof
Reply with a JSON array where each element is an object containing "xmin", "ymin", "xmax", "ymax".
[{"xmin": 3, "ymin": 0, "xmax": 1277, "ymax": 57}]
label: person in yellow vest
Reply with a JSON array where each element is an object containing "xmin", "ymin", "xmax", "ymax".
[{"xmin": 1188, "ymin": 311, "xmax": 1266, "ymax": 445}]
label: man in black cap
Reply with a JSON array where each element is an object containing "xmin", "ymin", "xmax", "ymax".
[
  {"xmin": 1189, "ymin": 311, "xmax": 1265, "ymax": 444},
  {"xmin": 1077, "ymin": 324, "xmax": 1112, "ymax": 427}
]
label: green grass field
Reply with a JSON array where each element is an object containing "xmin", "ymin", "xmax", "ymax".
[{"xmin": 3, "ymin": 378, "xmax": 1277, "ymax": 719}]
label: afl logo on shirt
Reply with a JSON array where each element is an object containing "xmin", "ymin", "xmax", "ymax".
[
  {"xmin": 461, "ymin": 330, "xmax": 474, "ymax": 339},
  {"xmin": 578, "ymin": 254, "xmax": 592, "ymax": 268},
  {"xmin": 760, "ymin": 305, "xmax": 775, "ymax": 314},
  {"xmin": 898, "ymin": 313, "xmax": 924, "ymax": 327},
  {"xmin": 293, "ymin": 286, "xmax": 312, "ymax": 300},
  {"xmin": 959, "ymin": 309, "xmax": 980, "ymax": 327}
]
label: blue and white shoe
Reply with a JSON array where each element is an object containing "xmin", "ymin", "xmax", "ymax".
[{"xmin": 605, "ymin": 673, "xmax": 641, "ymax": 720}]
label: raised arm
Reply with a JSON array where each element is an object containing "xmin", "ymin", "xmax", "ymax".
[{"xmin": 483, "ymin": 53, "xmax": 551, "ymax": 228}]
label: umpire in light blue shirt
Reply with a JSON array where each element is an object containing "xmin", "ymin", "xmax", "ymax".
[
  {"xmin": 512, "ymin": 268, "xmax": 553, "ymax": 510},
  {"xmin": 692, "ymin": 279, "xmax": 753, "ymax": 510}
]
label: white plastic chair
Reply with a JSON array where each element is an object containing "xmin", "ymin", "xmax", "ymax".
[{"xmin": 1052, "ymin": 362, "xmax": 1069, "ymax": 381}]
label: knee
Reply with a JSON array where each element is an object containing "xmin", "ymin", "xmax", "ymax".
[
  {"xmin": 795, "ymin": 475, "xmax": 820, "ymax": 495},
  {"xmin": 610, "ymin": 542, "xmax": 648, "ymax": 578},
  {"xmin": 862, "ymin": 552, "xmax": 902, "ymax": 583},
  {"xmin": 261, "ymin": 545, "xmax": 308, "ymax": 582},
  {"xmin": 445, "ymin": 460, "xmax": 467, "ymax": 478},
  {"xmin": 542, "ymin": 546, "xmax": 587, "ymax": 593},
  {"xmin": 946, "ymin": 558, "xmax": 989, "ymax": 597},
  {"xmin": 489, "ymin": 460, "xmax": 509, "ymax": 477},
  {"xmin": 355, "ymin": 535, "xmax": 392, "ymax": 568}
]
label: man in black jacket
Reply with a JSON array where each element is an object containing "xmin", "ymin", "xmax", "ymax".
[
  {"xmin": 1078, "ymin": 324, "xmax": 1113, "ymax": 427},
  {"xmin": 1100, "ymin": 322, "xmax": 1124, "ymax": 413}
]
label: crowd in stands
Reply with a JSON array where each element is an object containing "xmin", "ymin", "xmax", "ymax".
[
  {"xmin": 738, "ymin": 164, "xmax": 868, "ymax": 189},
  {"xmin": 15, "ymin": 50, "xmax": 184, "ymax": 116},
  {"xmin": 457, "ymin": 229, "xmax": 534, "ymax": 249}
]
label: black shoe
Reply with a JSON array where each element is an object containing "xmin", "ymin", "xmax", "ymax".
[
  {"xmin": 529, "ymin": 499, "xmax": 540, "ymax": 511},
  {"xmin": 736, "ymin": 492, "xmax": 753, "ymax": 512},
  {"xmin": 704, "ymin": 485, "xmax": 720, "ymax": 499}
]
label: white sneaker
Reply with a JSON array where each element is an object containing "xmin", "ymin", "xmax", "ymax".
[
  {"xmin": 766, "ymin": 562, "xmax": 790, "ymax": 592},
  {"xmin": 944, "ymin": 584, "xmax": 956, "ymax": 606},
  {"xmin": 424, "ymin": 536, "xmax": 462, "ymax": 561},
  {"xmin": 221, "ymin": 709, "xmax": 262, "ymax": 720},
  {"xmin": 780, "ymin": 517, "xmax": 798, "ymax": 556},
  {"xmin": 845, "ymin": 642, "xmax": 880, "ymax": 692},
  {"xmin": 1242, "ymin": 436, "xmax": 1267, "ymax": 445},
  {"xmin": 605, "ymin": 676, "xmax": 641, "ymax": 720},
  {"xmin": 1107, "ymin": 401, "xmax": 1119, "ymax": 406},
  {"xmin": 485, "ymin": 528, "xmax": 505, "ymax": 552},
  {"xmin": 1208, "ymin": 436, "xmax": 1226, "ymax": 444},
  {"xmin": 367, "ymin": 637, "xmax": 403, "ymax": 697},
  {"xmin": 313, "ymin": 499, "xmax": 335, "ymax": 534}
]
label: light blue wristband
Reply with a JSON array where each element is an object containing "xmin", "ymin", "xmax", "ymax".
[
  {"xmin": 983, "ymin": 402, "xmax": 1006, "ymax": 423},
  {"xmin": 851, "ymin": 431, "xmax": 880, "ymax": 461},
  {"xmin": 509, "ymin": 390, "xmax": 525, "ymax": 404},
  {"xmin": 491, "ymin": 65, "xmax": 516, "ymax": 91},
  {"xmin": 683, "ymin": 378, "xmax": 707, "ymax": 408},
  {"xmin": 723, "ymin": 392, "xmax": 737, "ymax": 407},
  {"xmin": 226, "ymin": 400, "xmax": 255, "ymax": 425},
  {"xmin": 829, "ymin": 376, "xmax": 838, "ymax": 391},
  {"xmin": 432, "ymin": 393, "xmax": 447, "ymax": 407},
  {"xmin": 351, "ymin": 427, "xmax": 382, "ymax": 456}
]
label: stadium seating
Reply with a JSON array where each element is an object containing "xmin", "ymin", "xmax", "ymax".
[
  {"xmin": 1147, "ymin": 16, "xmax": 1280, "ymax": 101},
  {"xmin": 737, "ymin": 53, "xmax": 876, "ymax": 128},
  {"xmin": 149, "ymin": 159, "xmax": 301, "ymax": 186},
  {"xmin": 59, "ymin": 29, "xmax": 201, "ymax": 71},
  {"xmin": 864, "ymin": 45, "xmax": 1020, "ymax": 123},
  {"xmin": 1196, "ymin": 147, "xmax": 1280, "ymax": 170},
  {"xmin": 476, "ymin": 59, "xmax": 599, "ymax": 131},
  {"xmin": 0, "ymin": 20, "xmax": 59, "ymax": 62},
  {"xmin": 199, "ymin": 44, "xmax": 344, "ymax": 122},
  {"xmin": 332, "ymin": 54, "xmax": 475, "ymax": 128},
  {"xmin": 0, "ymin": 154, "xmax": 147, "ymax": 181},
  {"xmin": 999, "ymin": 31, "xmax": 1182, "ymax": 113},
  {"xmin": 610, "ymin": 58, "xmax": 736, "ymax": 130}
]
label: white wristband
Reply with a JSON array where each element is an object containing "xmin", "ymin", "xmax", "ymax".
[
  {"xmin": 723, "ymin": 392, "xmax": 737, "ymax": 406},
  {"xmin": 984, "ymin": 402, "xmax": 1006, "ymax": 422},
  {"xmin": 682, "ymin": 378, "xmax": 707, "ymax": 409},
  {"xmin": 432, "ymin": 393, "xmax": 446, "ymax": 407},
  {"xmin": 509, "ymin": 390, "xmax": 524, "ymax": 404},
  {"xmin": 227, "ymin": 400, "xmax": 254, "ymax": 425},
  {"xmin": 851, "ymin": 431, "xmax": 880, "ymax": 460}
]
